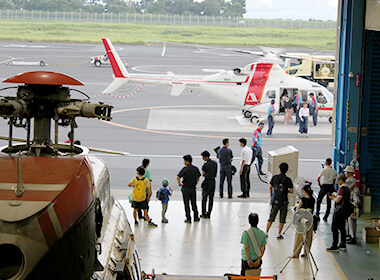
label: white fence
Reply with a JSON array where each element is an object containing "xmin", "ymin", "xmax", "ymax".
[{"xmin": 0, "ymin": 9, "xmax": 336, "ymax": 28}]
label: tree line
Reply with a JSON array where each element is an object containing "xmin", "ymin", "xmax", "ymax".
[{"xmin": 0, "ymin": 0, "xmax": 246, "ymax": 17}]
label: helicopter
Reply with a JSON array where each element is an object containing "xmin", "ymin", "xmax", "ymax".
[
  {"xmin": 102, "ymin": 38, "xmax": 334, "ymax": 123},
  {"xmin": 0, "ymin": 71, "xmax": 141, "ymax": 280}
]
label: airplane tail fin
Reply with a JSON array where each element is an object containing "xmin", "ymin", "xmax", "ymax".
[
  {"xmin": 102, "ymin": 38, "xmax": 130, "ymax": 78},
  {"xmin": 102, "ymin": 38, "xmax": 130, "ymax": 94}
]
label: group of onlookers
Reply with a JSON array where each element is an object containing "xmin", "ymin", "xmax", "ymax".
[
  {"xmin": 240, "ymin": 158, "xmax": 360, "ymax": 275},
  {"xmin": 267, "ymin": 91, "xmax": 319, "ymax": 137},
  {"xmin": 126, "ymin": 152, "xmax": 361, "ymax": 275}
]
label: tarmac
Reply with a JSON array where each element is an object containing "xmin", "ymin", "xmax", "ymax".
[{"xmin": 0, "ymin": 41, "xmax": 378, "ymax": 279}]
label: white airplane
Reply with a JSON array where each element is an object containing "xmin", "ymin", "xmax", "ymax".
[{"xmin": 102, "ymin": 38, "xmax": 334, "ymax": 123}]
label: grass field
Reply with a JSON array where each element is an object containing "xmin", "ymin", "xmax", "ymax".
[{"xmin": 0, "ymin": 20, "xmax": 336, "ymax": 49}]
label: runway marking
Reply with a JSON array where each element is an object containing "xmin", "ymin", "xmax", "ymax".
[
  {"xmin": 108, "ymin": 105, "xmax": 332, "ymax": 141},
  {"xmin": 314, "ymin": 232, "xmax": 348, "ymax": 280}
]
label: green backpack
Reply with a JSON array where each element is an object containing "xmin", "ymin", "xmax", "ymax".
[{"xmin": 132, "ymin": 177, "xmax": 147, "ymax": 202}]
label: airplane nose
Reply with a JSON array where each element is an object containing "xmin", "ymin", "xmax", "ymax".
[{"xmin": 0, "ymin": 244, "xmax": 24, "ymax": 279}]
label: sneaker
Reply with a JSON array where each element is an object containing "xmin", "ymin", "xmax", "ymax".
[
  {"xmin": 162, "ymin": 218, "xmax": 168, "ymax": 223},
  {"xmin": 134, "ymin": 221, "xmax": 138, "ymax": 226},
  {"xmin": 237, "ymin": 194, "xmax": 247, "ymax": 198},
  {"xmin": 326, "ymin": 245, "xmax": 339, "ymax": 252},
  {"xmin": 200, "ymin": 214, "xmax": 209, "ymax": 219},
  {"xmin": 194, "ymin": 217, "xmax": 200, "ymax": 222},
  {"xmin": 347, "ymin": 238, "xmax": 357, "ymax": 245},
  {"xmin": 148, "ymin": 221, "xmax": 157, "ymax": 227},
  {"xmin": 184, "ymin": 219, "xmax": 192, "ymax": 224},
  {"xmin": 277, "ymin": 234, "xmax": 284, "ymax": 240},
  {"xmin": 339, "ymin": 244, "xmax": 347, "ymax": 251}
]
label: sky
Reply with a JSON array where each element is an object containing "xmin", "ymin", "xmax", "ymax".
[{"xmin": 245, "ymin": 0, "xmax": 339, "ymax": 20}]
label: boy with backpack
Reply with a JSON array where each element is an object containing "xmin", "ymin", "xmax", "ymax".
[
  {"xmin": 128, "ymin": 167, "xmax": 157, "ymax": 227},
  {"xmin": 156, "ymin": 178, "xmax": 173, "ymax": 223}
]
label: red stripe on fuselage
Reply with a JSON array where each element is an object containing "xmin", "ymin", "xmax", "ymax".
[
  {"xmin": 38, "ymin": 211, "xmax": 57, "ymax": 248},
  {"xmin": 244, "ymin": 64, "xmax": 273, "ymax": 106},
  {"xmin": 102, "ymin": 38, "xmax": 125, "ymax": 78},
  {"xmin": 319, "ymin": 107, "xmax": 333, "ymax": 110}
]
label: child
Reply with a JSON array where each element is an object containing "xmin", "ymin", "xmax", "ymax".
[
  {"xmin": 158, "ymin": 178, "xmax": 173, "ymax": 223},
  {"xmin": 128, "ymin": 167, "xmax": 157, "ymax": 227}
]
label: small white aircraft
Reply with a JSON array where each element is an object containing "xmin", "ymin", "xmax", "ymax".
[{"xmin": 102, "ymin": 38, "xmax": 334, "ymax": 123}]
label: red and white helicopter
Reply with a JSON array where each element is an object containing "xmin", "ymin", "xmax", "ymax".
[{"xmin": 102, "ymin": 38, "xmax": 334, "ymax": 123}]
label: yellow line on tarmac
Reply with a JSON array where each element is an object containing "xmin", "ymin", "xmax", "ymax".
[
  {"xmin": 314, "ymin": 232, "xmax": 348, "ymax": 280},
  {"xmin": 108, "ymin": 105, "xmax": 332, "ymax": 141}
]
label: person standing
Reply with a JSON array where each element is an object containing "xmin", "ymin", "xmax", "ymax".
[
  {"xmin": 266, "ymin": 162, "xmax": 294, "ymax": 239},
  {"xmin": 266, "ymin": 99, "xmax": 275, "ymax": 136},
  {"xmin": 316, "ymin": 158, "xmax": 337, "ymax": 222},
  {"xmin": 327, "ymin": 174, "xmax": 350, "ymax": 252},
  {"xmin": 292, "ymin": 184, "xmax": 315, "ymax": 258},
  {"xmin": 283, "ymin": 94, "xmax": 293, "ymax": 125},
  {"xmin": 293, "ymin": 91, "xmax": 303, "ymax": 124},
  {"xmin": 200, "ymin": 150, "xmax": 218, "ymax": 219},
  {"xmin": 309, "ymin": 93, "xmax": 319, "ymax": 126},
  {"xmin": 138, "ymin": 158, "xmax": 152, "ymax": 220},
  {"xmin": 298, "ymin": 102, "xmax": 310, "ymax": 137},
  {"xmin": 252, "ymin": 123, "xmax": 265, "ymax": 175},
  {"xmin": 128, "ymin": 167, "xmax": 157, "ymax": 226},
  {"xmin": 238, "ymin": 138, "xmax": 253, "ymax": 198},
  {"xmin": 177, "ymin": 154, "xmax": 201, "ymax": 223},
  {"xmin": 157, "ymin": 178, "xmax": 172, "ymax": 223},
  {"xmin": 240, "ymin": 213, "xmax": 266, "ymax": 276},
  {"xmin": 217, "ymin": 138, "xmax": 234, "ymax": 198},
  {"xmin": 345, "ymin": 166, "xmax": 360, "ymax": 244}
]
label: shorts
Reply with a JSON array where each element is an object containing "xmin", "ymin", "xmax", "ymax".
[
  {"xmin": 132, "ymin": 200, "xmax": 149, "ymax": 210},
  {"xmin": 268, "ymin": 203, "xmax": 288, "ymax": 223}
]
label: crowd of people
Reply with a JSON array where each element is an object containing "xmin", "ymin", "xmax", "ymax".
[
  {"xmin": 266, "ymin": 91, "xmax": 319, "ymax": 137},
  {"xmin": 126, "ymin": 146, "xmax": 360, "ymax": 275}
]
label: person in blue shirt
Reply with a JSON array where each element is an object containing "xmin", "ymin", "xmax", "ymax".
[
  {"xmin": 252, "ymin": 122, "xmax": 265, "ymax": 175},
  {"xmin": 158, "ymin": 178, "xmax": 172, "ymax": 223},
  {"xmin": 309, "ymin": 93, "xmax": 319, "ymax": 126},
  {"xmin": 266, "ymin": 99, "xmax": 275, "ymax": 136}
]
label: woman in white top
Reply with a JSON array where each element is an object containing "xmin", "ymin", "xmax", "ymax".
[{"xmin": 299, "ymin": 102, "xmax": 310, "ymax": 137}]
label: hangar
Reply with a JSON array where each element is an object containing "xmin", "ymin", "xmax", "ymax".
[{"xmin": 334, "ymin": 0, "xmax": 380, "ymax": 204}]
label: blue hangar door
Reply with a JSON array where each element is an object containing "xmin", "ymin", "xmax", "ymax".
[{"xmin": 361, "ymin": 30, "xmax": 380, "ymax": 203}]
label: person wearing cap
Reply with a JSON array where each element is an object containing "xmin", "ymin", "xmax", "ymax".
[
  {"xmin": 200, "ymin": 151, "xmax": 218, "ymax": 218},
  {"xmin": 252, "ymin": 122, "xmax": 266, "ymax": 175},
  {"xmin": 177, "ymin": 154, "xmax": 201, "ymax": 223},
  {"xmin": 309, "ymin": 92, "xmax": 319, "ymax": 126},
  {"xmin": 157, "ymin": 178, "xmax": 173, "ymax": 223},
  {"xmin": 344, "ymin": 166, "xmax": 360, "ymax": 244},
  {"xmin": 266, "ymin": 99, "xmax": 275, "ymax": 136}
]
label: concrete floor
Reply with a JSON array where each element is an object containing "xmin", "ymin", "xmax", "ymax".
[{"xmin": 118, "ymin": 193, "xmax": 347, "ymax": 280}]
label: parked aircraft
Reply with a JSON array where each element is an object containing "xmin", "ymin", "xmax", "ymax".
[{"xmin": 102, "ymin": 38, "xmax": 334, "ymax": 123}]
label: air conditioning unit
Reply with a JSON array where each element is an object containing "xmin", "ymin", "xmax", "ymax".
[{"xmin": 267, "ymin": 146, "xmax": 299, "ymax": 206}]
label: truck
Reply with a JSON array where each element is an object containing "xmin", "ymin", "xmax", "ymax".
[{"xmin": 282, "ymin": 53, "xmax": 335, "ymax": 88}]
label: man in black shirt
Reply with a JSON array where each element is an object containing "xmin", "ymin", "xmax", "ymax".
[
  {"xmin": 200, "ymin": 150, "xmax": 218, "ymax": 219},
  {"xmin": 177, "ymin": 154, "xmax": 201, "ymax": 223},
  {"xmin": 266, "ymin": 162, "xmax": 294, "ymax": 239},
  {"xmin": 217, "ymin": 138, "xmax": 234, "ymax": 198}
]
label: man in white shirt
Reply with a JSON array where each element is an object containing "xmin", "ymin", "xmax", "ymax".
[
  {"xmin": 238, "ymin": 138, "xmax": 253, "ymax": 198},
  {"xmin": 316, "ymin": 158, "xmax": 337, "ymax": 222}
]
